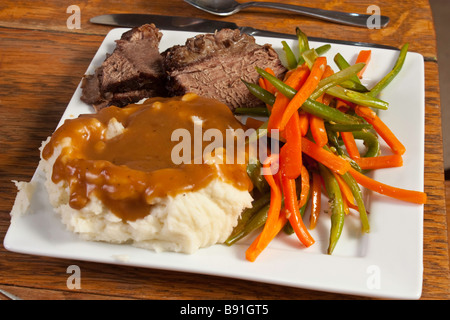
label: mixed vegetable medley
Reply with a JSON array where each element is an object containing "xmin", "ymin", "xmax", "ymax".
[{"xmin": 229, "ymin": 28, "xmax": 427, "ymax": 262}]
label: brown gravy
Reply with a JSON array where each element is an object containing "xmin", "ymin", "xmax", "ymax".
[{"xmin": 43, "ymin": 94, "xmax": 252, "ymax": 221}]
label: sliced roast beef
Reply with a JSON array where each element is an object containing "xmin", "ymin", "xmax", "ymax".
[
  {"xmin": 162, "ymin": 29, "xmax": 287, "ymax": 110},
  {"xmin": 81, "ymin": 24, "xmax": 166, "ymax": 111}
]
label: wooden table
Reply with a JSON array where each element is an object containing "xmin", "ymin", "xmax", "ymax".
[{"xmin": 0, "ymin": 0, "xmax": 448, "ymax": 300}]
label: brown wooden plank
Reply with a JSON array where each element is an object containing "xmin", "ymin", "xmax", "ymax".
[
  {"xmin": 446, "ymin": 180, "xmax": 450, "ymax": 264},
  {"xmin": 422, "ymin": 62, "xmax": 450, "ymax": 299},
  {"xmin": 0, "ymin": 284, "xmax": 130, "ymax": 300}
]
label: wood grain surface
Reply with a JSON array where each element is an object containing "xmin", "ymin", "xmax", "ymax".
[{"xmin": 0, "ymin": 0, "xmax": 448, "ymax": 300}]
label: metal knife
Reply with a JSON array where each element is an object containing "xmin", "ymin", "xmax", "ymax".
[{"xmin": 90, "ymin": 14, "xmax": 399, "ymax": 50}]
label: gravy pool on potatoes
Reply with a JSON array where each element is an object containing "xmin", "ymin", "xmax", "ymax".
[{"xmin": 42, "ymin": 94, "xmax": 253, "ymax": 221}]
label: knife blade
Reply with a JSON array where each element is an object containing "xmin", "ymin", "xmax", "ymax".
[{"xmin": 90, "ymin": 14, "xmax": 399, "ymax": 50}]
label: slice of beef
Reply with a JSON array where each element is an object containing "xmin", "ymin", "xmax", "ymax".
[
  {"xmin": 162, "ymin": 29, "xmax": 287, "ymax": 110},
  {"xmin": 81, "ymin": 24, "xmax": 166, "ymax": 111}
]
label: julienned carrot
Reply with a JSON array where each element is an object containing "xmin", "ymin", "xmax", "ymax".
[
  {"xmin": 323, "ymin": 64, "xmax": 335, "ymax": 77},
  {"xmin": 267, "ymin": 65, "xmax": 310, "ymax": 131},
  {"xmin": 353, "ymin": 104, "xmax": 376, "ymax": 120},
  {"xmin": 245, "ymin": 117, "xmax": 265, "ymax": 130},
  {"xmin": 257, "ymin": 77, "xmax": 273, "ymax": 113},
  {"xmin": 258, "ymin": 77, "xmax": 267, "ymax": 90},
  {"xmin": 246, "ymin": 155, "xmax": 283, "ymax": 262},
  {"xmin": 264, "ymin": 68, "xmax": 277, "ymax": 94},
  {"xmin": 268, "ymin": 93, "xmax": 290, "ymax": 132},
  {"xmin": 261, "ymin": 156, "xmax": 282, "ymax": 231},
  {"xmin": 355, "ymin": 106, "xmax": 406, "ymax": 155},
  {"xmin": 315, "ymin": 65, "xmax": 335, "ymax": 104},
  {"xmin": 355, "ymin": 50, "xmax": 372, "ymax": 79},
  {"xmin": 279, "ymin": 57, "xmax": 327, "ymax": 131},
  {"xmin": 309, "ymin": 171, "xmax": 322, "ymax": 230},
  {"xmin": 309, "ymin": 114, "xmax": 328, "ymax": 147},
  {"xmin": 333, "ymin": 172, "xmax": 355, "ymax": 206},
  {"xmin": 284, "ymin": 63, "xmax": 311, "ymax": 87},
  {"xmin": 245, "ymin": 210, "xmax": 288, "ymax": 262},
  {"xmin": 335, "ymin": 99, "xmax": 350, "ymax": 113},
  {"xmin": 301, "ymin": 137, "xmax": 351, "ymax": 175},
  {"xmin": 298, "ymin": 165, "xmax": 310, "ymax": 208},
  {"xmin": 282, "ymin": 111, "xmax": 303, "ymax": 179},
  {"xmin": 348, "ymin": 167, "xmax": 427, "ymax": 204},
  {"xmin": 322, "ymin": 93, "xmax": 333, "ymax": 106},
  {"xmin": 355, "ymin": 154, "xmax": 403, "ymax": 170},
  {"xmin": 298, "ymin": 111, "xmax": 309, "ymax": 136},
  {"xmin": 316, "ymin": 66, "xmax": 335, "ymax": 106},
  {"xmin": 281, "ymin": 175, "xmax": 315, "ymax": 248},
  {"xmin": 346, "ymin": 199, "xmax": 359, "ymax": 211},
  {"xmin": 340, "ymin": 131, "xmax": 360, "ymax": 159},
  {"xmin": 341, "ymin": 194, "xmax": 350, "ymax": 215},
  {"xmin": 334, "ymin": 174, "xmax": 356, "ymax": 214}
]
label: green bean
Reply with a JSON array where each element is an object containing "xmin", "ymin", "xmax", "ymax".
[
  {"xmin": 283, "ymin": 221, "xmax": 294, "ymax": 235},
  {"xmin": 318, "ymin": 163, "xmax": 345, "ymax": 255},
  {"xmin": 302, "ymin": 99, "xmax": 361, "ymax": 125},
  {"xmin": 325, "ymin": 86, "xmax": 389, "ymax": 110},
  {"xmin": 255, "ymin": 67, "xmax": 362, "ymax": 125},
  {"xmin": 334, "ymin": 44, "xmax": 409, "ymax": 99},
  {"xmin": 315, "ymin": 44, "xmax": 331, "ymax": 56},
  {"xmin": 333, "ymin": 52, "xmax": 370, "ymax": 92},
  {"xmin": 246, "ymin": 159, "xmax": 270, "ymax": 193},
  {"xmin": 333, "ymin": 52, "xmax": 350, "ymax": 68},
  {"xmin": 224, "ymin": 201, "xmax": 270, "ymax": 246},
  {"xmin": 296, "ymin": 26, "xmax": 310, "ymax": 64},
  {"xmin": 352, "ymin": 130, "xmax": 380, "ymax": 158},
  {"xmin": 334, "ymin": 52, "xmax": 363, "ymax": 85},
  {"xmin": 225, "ymin": 193, "xmax": 271, "ymax": 246},
  {"xmin": 255, "ymin": 67, "xmax": 296, "ymax": 97},
  {"xmin": 325, "ymin": 122, "xmax": 373, "ymax": 132},
  {"xmin": 234, "ymin": 107, "xmax": 270, "ymax": 117},
  {"xmin": 368, "ymin": 43, "xmax": 409, "ymax": 97},
  {"xmin": 348, "ymin": 157, "xmax": 363, "ymax": 172},
  {"xmin": 339, "ymin": 80, "xmax": 370, "ymax": 93},
  {"xmin": 301, "ymin": 48, "xmax": 318, "ymax": 68},
  {"xmin": 241, "ymin": 79, "xmax": 275, "ymax": 106},
  {"xmin": 341, "ymin": 172, "xmax": 370, "ymax": 233},
  {"xmin": 297, "ymin": 57, "xmax": 305, "ymax": 67},
  {"xmin": 325, "ymin": 129, "xmax": 379, "ymax": 172},
  {"xmin": 326, "ymin": 129, "xmax": 345, "ymax": 156},
  {"xmin": 282, "ymin": 40, "xmax": 298, "ymax": 70},
  {"xmin": 310, "ymin": 63, "xmax": 366, "ymax": 100},
  {"xmin": 321, "ymin": 141, "xmax": 363, "ymax": 174},
  {"xmin": 237, "ymin": 193, "xmax": 271, "ymax": 228},
  {"xmin": 296, "ymin": 27, "xmax": 310, "ymax": 51},
  {"xmin": 298, "ymin": 44, "xmax": 332, "ymax": 67}
]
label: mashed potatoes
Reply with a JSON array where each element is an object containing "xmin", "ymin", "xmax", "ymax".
[{"xmin": 34, "ymin": 95, "xmax": 254, "ymax": 254}]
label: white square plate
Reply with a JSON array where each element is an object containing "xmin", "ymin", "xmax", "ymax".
[{"xmin": 4, "ymin": 29, "xmax": 425, "ymax": 299}]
